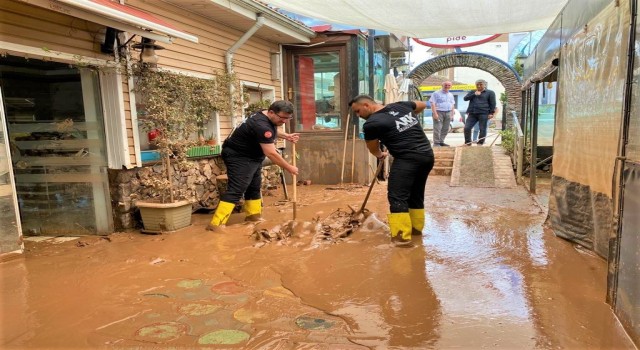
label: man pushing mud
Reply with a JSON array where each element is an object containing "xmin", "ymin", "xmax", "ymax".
[
  {"xmin": 206, "ymin": 100, "xmax": 299, "ymax": 231},
  {"xmin": 348, "ymin": 95, "xmax": 434, "ymax": 247}
]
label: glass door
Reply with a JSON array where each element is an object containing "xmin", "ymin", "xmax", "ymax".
[
  {"xmin": 0, "ymin": 55, "xmax": 112, "ymax": 235},
  {"xmin": 288, "ymin": 48, "xmax": 346, "ymax": 132},
  {"xmin": 0, "ymin": 86, "xmax": 22, "ymax": 254}
]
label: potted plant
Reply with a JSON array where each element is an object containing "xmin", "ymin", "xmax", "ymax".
[
  {"xmin": 132, "ymin": 65, "xmax": 241, "ymax": 233},
  {"xmin": 206, "ymin": 133, "xmax": 217, "ymax": 146}
]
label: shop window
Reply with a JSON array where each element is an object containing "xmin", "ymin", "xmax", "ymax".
[
  {"xmin": 291, "ymin": 51, "xmax": 343, "ymax": 132},
  {"xmin": 0, "ymin": 55, "xmax": 111, "ymax": 235}
]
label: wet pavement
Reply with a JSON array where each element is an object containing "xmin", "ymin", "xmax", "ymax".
[{"xmin": 1, "ymin": 177, "xmax": 636, "ymax": 349}]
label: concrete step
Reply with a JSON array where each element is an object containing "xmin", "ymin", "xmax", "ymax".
[
  {"xmin": 435, "ymin": 155, "xmax": 454, "ymax": 161},
  {"xmin": 431, "ymin": 146, "xmax": 456, "ymax": 176},
  {"xmin": 433, "ymin": 147, "xmax": 455, "ymax": 153},
  {"xmin": 433, "ymin": 148, "xmax": 455, "ymax": 157},
  {"xmin": 435, "ymin": 159, "xmax": 454, "ymax": 167},
  {"xmin": 432, "ymin": 166, "xmax": 453, "ymax": 176}
]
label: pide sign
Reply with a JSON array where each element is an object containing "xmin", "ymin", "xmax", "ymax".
[{"xmin": 413, "ymin": 34, "xmax": 501, "ymax": 48}]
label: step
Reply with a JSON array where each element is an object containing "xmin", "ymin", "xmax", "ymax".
[
  {"xmin": 433, "ymin": 149, "xmax": 455, "ymax": 157},
  {"xmin": 431, "ymin": 166, "xmax": 453, "ymax": 176},
  {"xmin": 435, "ymin": 154, "xmax": 454, "ymax": 160},
  {"xmin": 434, "ymin": 159, "xmax": 454, "ymax": 167},
  {"xmin": 433, "ymin": 147, "xmax": 455, "ymax": 153}
]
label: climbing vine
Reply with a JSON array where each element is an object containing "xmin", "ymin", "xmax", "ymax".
[{"xmin": 132, "ymin": 65, "xmax": 243, "ymax": 202}]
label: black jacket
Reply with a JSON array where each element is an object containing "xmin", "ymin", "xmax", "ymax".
[{"xmin": 464, "ymin": 89, "xmax": 496, "ymax": 115}]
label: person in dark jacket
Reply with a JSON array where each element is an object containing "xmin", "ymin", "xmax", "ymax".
[
  {"xmin": 349, "ymin": 95, "xmax": 434, "ymax": 247},
  {"xmin": 463, "ymin": 79, "xmax": 497, "ymax": 145},
  {"xmin": 206, "ymin": 100, "xmax": 299, "ymax": 231}
]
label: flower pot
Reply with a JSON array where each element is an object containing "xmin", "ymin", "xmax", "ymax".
[{"xmin": 137, "ymin": 199, "xmax": 192, "ymax": 233}]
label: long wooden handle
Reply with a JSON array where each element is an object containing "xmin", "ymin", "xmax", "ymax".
[
  {"xmin": 340, "ymin": 113, "xmax": 351, "ymax": 184},
  {"xmin": 358, "ymin": 160, "xmax": 384, "ymax": 214},
  {"xmin": 280, "ymin": 170, "xmax": 288, "ymax": 200},
  {"xmin": 351, "ymin": 128, "xmax": 356, "ymax": 183},
  {"xmin": 292, "ymin": 142, "xmax": 297, "ymax": 220}
]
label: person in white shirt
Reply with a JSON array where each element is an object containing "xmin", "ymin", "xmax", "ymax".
[{"xmin": 429, "ymin": 81, "xmax": 455, "ymax": 147}]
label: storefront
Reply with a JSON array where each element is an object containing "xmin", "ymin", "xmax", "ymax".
[
  {"xmin": 282, "ymin": 30, "xmax": 401, "ymax": 184},
  {"xmin": 1, "ymin": 56, "xmax": 112, "ymax": 236},
  {"xmin": 0, "ymin": 0, "xmax": 199, "ymax": 242}
]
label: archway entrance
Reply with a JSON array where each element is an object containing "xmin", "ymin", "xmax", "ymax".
[{"xmin": 408, "ymin": 52, "xmax": 522, "ymax": 126}]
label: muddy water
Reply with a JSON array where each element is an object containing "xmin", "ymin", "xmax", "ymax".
[{"xmin": 0, "ymin": 177, "xmax": 635, "ymax": 349}]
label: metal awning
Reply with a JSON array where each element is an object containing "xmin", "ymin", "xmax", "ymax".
[{"xmin": 46, "ymin": 0, "xmax": 198, "ymax": 44}]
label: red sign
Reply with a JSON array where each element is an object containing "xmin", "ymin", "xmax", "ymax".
[{"xmin": 412, "ymin": 34, "xmax": 501, "ymax": 48}]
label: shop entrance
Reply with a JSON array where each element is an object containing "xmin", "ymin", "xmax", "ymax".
[{"xmin": 0, "ymin": 55, "xmax": 112, "ymax": 235}]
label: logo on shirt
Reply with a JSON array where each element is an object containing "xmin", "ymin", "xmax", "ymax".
[
  {"xmin": 395, "ymin": 113, "xmax": 418, "ymax": 132},
  {"xmin": 264, "ymin": 131, "xmax": 273, "ymax": 138}
]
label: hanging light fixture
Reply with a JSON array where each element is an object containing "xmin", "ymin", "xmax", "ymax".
[{"xmin": 132, "ymin": 37, "xmax": 164, "ymax": 65}]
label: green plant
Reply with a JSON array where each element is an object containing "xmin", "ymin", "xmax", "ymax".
[
  {"xmin": 499, "ymin": 129, "xmax": 516, "ymax": 154},
  {"xmin": 512, "ymin": 56, "xmax": 524, "ymax": 77},
  {"xmin": 133, "ymin": 65, "xmax": 242, "ymax": 203},
  {"xmin": 206, "ymin": 133, "xmax": 217, "ymax": 145},
  {"xmin": 245, "ymin": 99, "xmax": 271, "ymax": 117}
]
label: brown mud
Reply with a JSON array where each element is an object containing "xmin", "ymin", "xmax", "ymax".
[{"xmin": 0, "ymin": 177, "xmax": 635, "ymax": 349}]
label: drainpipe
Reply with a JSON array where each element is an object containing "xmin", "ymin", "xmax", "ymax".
[{"xmin": 226, "ymin": 14, "xmax": 266, "ymax": 127}]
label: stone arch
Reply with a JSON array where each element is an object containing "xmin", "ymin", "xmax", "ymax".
[{"xmin": 408, "ymin": 52, "xmax": 522, "ymax": 120}]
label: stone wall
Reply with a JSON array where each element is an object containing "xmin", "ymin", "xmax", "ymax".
[{"xmin": 108, "ymin": 157, "xmax": 281, "ymax": 230}]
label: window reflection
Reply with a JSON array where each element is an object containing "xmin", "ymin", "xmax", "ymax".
[{"xmin": 293, "ymin": 52, "xmax": 341, "ymax": 131}]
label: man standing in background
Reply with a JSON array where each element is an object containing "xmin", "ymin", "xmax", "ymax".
[
  {"xmin": 463, "ymin": 79, "xmax": 497, "ymax": 146},
  {"xmin": 429, "ymin": 81, "xmax": 455, "ymax": 147}
]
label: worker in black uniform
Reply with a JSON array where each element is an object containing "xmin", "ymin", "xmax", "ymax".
[
  {"xmin": 206, "ymin": 100, "xmax": 299, "ymax": 231},
  {"xmin": 348, "ymin": 95, "xmax": 434, "ymax": 247}
]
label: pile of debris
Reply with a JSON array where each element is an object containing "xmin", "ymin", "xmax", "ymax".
[{"xmin": 250, "ymin": 207, "xmax": 382, "ymax": 248}]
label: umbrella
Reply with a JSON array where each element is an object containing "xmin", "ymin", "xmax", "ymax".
[
  {"xmin": 397, "ymin": 76, "xmax": 411, "ymax": 101},
  {"xmin": 384, "ymin": 73, "xmax": 399, "ymax": 104}
]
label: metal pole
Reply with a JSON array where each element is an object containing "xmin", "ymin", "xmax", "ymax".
[
  {"xmin": 368, "ymin": 29, "xmax": 375, "ymax": 97},
  {"xmin": 609, "ymin": 0, "xmax": 637, "ymax": 306},
  {"xmin": 530, "ymin": 82, "xmax": 540, "ymax": 193}
]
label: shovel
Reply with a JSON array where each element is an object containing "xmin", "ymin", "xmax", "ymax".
[{"xmin": 355, "ymin": 160, "xmax": 384, "ymax": 216}]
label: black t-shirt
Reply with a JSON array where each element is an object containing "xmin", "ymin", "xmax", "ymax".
[
  {"xmin": 223, "ymin": 111, "xmax": 277, "ymax": 160},
  {"xmin": 363, "ymin": 101, "xmax": 432, "ymax": 159}
]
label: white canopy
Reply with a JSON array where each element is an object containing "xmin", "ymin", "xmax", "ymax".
[{"xmin": 266, "ymin": 0, "xmax": 568, "ymax": 38}]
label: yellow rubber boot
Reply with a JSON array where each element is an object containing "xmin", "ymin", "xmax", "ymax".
[
  {"xmin": 409, "ymin": 208, "xmax": 425, "ymax": 236},
  {"xmin": 206, "ymin": 201, "xmax": 235, "ymax": 231},
  {"xmin": 243, "ymin": 199, "xmax": 263, "ymax": 222},
  {"xmin": 387, "ymin": 212, "xmax": 413, "ymax": 247}
]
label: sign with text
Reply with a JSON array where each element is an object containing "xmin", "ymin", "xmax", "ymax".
[
  {"xmin": 413, "ymin": 35, "xmax": 501, "ymax": 48},
  {"xmin": 420, "ymin": 84, "xmax": 476, "ymax": 92}
]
